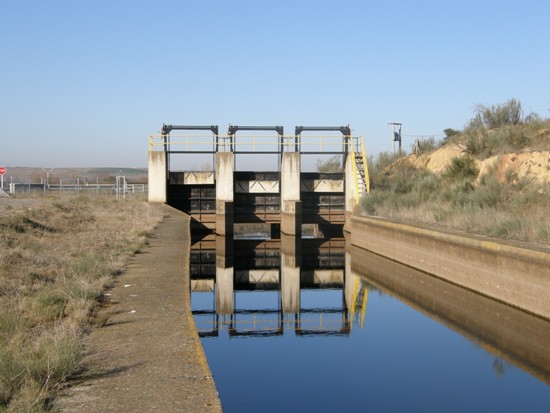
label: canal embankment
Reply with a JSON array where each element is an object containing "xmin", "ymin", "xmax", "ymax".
[
  {"xmin": 57, "ymin": 205, "xmax": 222, "ymax": 412},
  {"xmin": 351, "ymin": 247, "xmax": 550, "ymax": 384},
  {"xmin": 350, "ymin": 215, "xmax": 550, "ymax": 321}
]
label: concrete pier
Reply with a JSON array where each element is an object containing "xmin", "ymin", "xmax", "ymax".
[
  {"xmin": 344, "ymin": 155, "xmax": 356, "ymax": 231},
  {"xmin": 215, "ymin": 153, "xmax": 234, "ymax": 236},
  {"xmin": 281, "ymin": 235, "xmax": 301, "ymax": 314},
  {"xmin": 281, "ymin": 152, "xmax": 302, "ymax": 236},
  {"xmin": 216, "ymin": 266, "xmax": 234, "ymax": 315},
  {"xmin": 148, "ymin": 151, "xmax": 167, "ymax": 203}
]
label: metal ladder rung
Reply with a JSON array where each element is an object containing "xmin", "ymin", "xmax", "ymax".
[{"xmin": 351, "ymin": 139, "xmax": 369, "ymax": 202}]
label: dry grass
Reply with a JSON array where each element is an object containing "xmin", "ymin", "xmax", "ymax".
[
  {"xmin": 362, "ymin": 164, "xmax": 550, "ymax": 244},
  {"xmin": 0, "ymin": 194, "xmax": 163, "ymax": 411}
]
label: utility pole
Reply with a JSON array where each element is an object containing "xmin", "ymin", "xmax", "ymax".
[{"xmin": 388, "ymin": 123, "xmax": 402, "ymax": 154}]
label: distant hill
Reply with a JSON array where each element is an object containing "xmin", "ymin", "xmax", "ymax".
[{"xmin": 4, "ymin": 167, "xmax": 148, "ymax": 184}]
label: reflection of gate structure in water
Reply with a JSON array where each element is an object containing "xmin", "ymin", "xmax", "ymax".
[{"xmin": 190, "ymin": 235, "xmax": 369, "ymax": 338}]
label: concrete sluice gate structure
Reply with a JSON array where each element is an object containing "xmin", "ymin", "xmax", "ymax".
[
  {"xmin": 147, "ymin": 124, "xmax": 370, "ymax": 238},
  {"xmin": 148, "ymin": 124, "xmax": 371, "ymax": 337}
]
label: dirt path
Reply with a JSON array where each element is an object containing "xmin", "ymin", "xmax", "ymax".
[{"xmin": 56, "ymin": 206, "xmax": 222, "ymax": 412}]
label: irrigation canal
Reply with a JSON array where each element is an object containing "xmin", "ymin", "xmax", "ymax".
[{"xmin": 190, "ymin": 235, "xmax": 550, "ymax": 413}]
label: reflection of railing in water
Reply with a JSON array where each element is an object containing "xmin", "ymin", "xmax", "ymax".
[
  {"xmin": 192, "ymin": 306, "xmax": 358, "ymax": 338},
  {"xmin": 190, "ymin": 235, "xmax": 369, "ymax": 338},
  {"xmin": 192, "ymin": 310, "xmax": 284, "ymax": 338},
  {"xmin": 294, "ymin": 307, "xmax": 352, "ymax": 336}
]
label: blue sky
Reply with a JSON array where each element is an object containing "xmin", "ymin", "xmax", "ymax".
[{"xmin": 1, "ymin": 0, "xmax": 549, "ymax": 169}]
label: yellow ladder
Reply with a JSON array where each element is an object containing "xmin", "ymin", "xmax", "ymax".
[
  {"xmin": 350, "ymin": 275, "xmax": 369, "ymax": 330},
  {"xmin": 350, "ymin": 136, "xmax": 370, "ymax": 203}
]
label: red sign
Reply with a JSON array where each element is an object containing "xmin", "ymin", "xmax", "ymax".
[{"xmin": 0, "ymin": 167, "xmax": 6, "ymax": 175}]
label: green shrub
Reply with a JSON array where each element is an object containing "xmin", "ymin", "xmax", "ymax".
[
  {"xmin": 362, "ymin": 191, "xmax": 390, "ymax": 215},
  {"xmin": 443, "ymin": 128, "xmax": 461, "ymax": 141},
  {"xmin": 444, "ymin": 156, "xmax": 479, "ymax": 180},
  {"xmin": 473, "ymin": 98, "xmax": 523, "ymax": 129},
  {"xmin": 316, "ymin": 155, "xmax": 342, "ymax": 173},
  {"xmin": 464, "ymin": 128, "xmax": 488, "ymax": 155},
  {"xmin": 413, "ymin": 171, "xmax": 440, "ymax": 201},
  {"xmin": 481, "ymin": 126, "xmax": 530, "ymax": 154},
  {"xmin": 413, "ymin": 137, "xmax": 438, "ymax": 153},
  {"xmin": 391, "ymin": 175, "xmax": 413, "ymax": 194},
  {"xmin": 443, "ymin": 179, "xmax": 475, "ymax": 206},
  {"xmin": 470, "ymin": 176, "xmax": 503, "ymax": 208},
  {"xmin": 367, "ymin": 151, "xmax": 406, "ymax": 189}
]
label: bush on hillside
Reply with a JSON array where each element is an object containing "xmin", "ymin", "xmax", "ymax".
[
  {"xmin": 443, "ymin": 156, "xmax": 479, "ymax": 180},
  {"xmin": 459, "ymin": 99, "xmax": 550, "ymax": 156},
  {"xmin": 367, "ymin": 151, "xmax": 406, "ymax": 190},
  {"xmin": 468, "ymin": 98, "xmax": 523, "ymax": 130},
  {"xmin": 413, "ymin": 136, "xmax": 438, "ymax": 153}
]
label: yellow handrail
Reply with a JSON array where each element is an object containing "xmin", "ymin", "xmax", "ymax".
[
  {"xmin": 350, "ymin": 151, "xmax": 360, "ymax": 203},
  {"xmin": 349, "ymin": 275, "xmax": 359, "ymax": 330},
  {"xmin": 361, "ymin": 286, "xmax": 368, "ymax": 329},
  {"xmin": 148, "ymin": 134, "xmax": 365, "ymax": 151},
  {"xmin": 360, "ymin": 137, "xmax": 370, "ymax": 194}
]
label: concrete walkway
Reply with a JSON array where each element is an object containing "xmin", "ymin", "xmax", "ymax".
[{"xmin": 56, "ymin": 206, "xmax": 222, "ymax": 412}]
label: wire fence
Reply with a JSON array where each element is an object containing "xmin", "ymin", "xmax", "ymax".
[{"xmin": 5, "ymin": 176, "xmax": 147, "ymax": 198}]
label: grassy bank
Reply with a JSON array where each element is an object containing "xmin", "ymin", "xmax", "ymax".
[
  {"xmin": 362, "ymin": 162, "xmax": 550, "ymax": 243},
  {"xmin": 362, "ymin": 100, "xmax": 550, "ymax": 244},
  {"xmin": 0, "ymin": 195, "xmax": 163, "ymax": 412}
]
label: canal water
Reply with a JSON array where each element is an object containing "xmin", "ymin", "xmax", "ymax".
[{"xmin": 190, "ymin": 235, "xmax": 550, "ymax": 412}]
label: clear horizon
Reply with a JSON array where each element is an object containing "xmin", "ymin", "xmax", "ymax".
[{"xmin": 2, "ymin": 0, "xmax": 549, "ymax": 169}]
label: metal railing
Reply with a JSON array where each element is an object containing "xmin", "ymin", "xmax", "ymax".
[
  {"xmin": 150, "ymin": 132, "xmax": 371, "ymax": 200},
  {"xmin": 149, "ymin": 133, "xmax": 365, "ymax": 155},
  {"xmin": 8, "ymin": 181, "xmax": 147, "ymax": 196}
]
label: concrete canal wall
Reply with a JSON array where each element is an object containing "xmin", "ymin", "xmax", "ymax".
[
  {"xmin": 350, "ymin": 215, "xmax": 550, "ymax": 321},
  {"xmin": 351, "ymin": 248, "xmax": 550, "ymax": 384}
]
